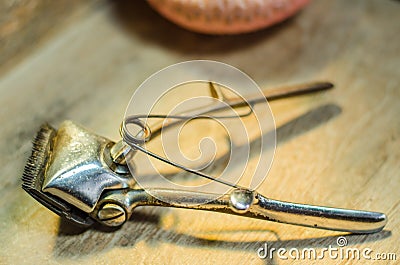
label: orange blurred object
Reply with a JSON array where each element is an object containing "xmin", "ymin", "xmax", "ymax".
[{"xmin": 147, "ymin": 0, "xmax": 310, "ymax": 35}]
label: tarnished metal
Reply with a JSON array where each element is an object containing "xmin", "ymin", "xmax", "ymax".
[
  {"xmin": 97, "ymin": 203, "xmax": 127, "ymax": 227},
  {"xmin": 21, "ymin": 82, "xmax": 388, "ymax": 233},
  {"xmin": 94, "ymin": 188, "xmax": 387, "ymax": 233},
  {"xmin": 41, "ymin": 121, "xmax": 135, "ymax": 213}
]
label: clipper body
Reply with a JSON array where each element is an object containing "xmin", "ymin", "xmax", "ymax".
[
  {"xmin": 21, "ymin": 81, "xmax": 387, "ymax": 233},
  {"xmin": 22, "ymin": 121, "xmax": 387, "ymax": 232}
]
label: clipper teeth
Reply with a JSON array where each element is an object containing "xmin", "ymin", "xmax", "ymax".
[
  {"xmin": 22, "ymin": 124, "xmax": 55, "ymax": 190},
  {"xmin": 20, "ymin": 122, "xmax": 94, "ymax": 227}
]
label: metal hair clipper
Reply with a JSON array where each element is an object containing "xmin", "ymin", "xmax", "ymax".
[{"xmin": 21, "ymin": 81, "xmax": 387, "ymax": 233}]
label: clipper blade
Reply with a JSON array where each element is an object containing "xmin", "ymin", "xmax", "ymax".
[
  {"xmin": 21, "ymin": 124, "xmax": 94, "ymax": 227},
  {"xmin": 22, "ymin": 124, "xmax": 54, "ymax": 191}
]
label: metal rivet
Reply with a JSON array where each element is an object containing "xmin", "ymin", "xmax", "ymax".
[
  {"xmin": 97, "ymin": 203, "xmax": 127, "ymax": 227},
  {"xmin": 229, "ymin": 189, "xmax": 255, "ymax": 213}
]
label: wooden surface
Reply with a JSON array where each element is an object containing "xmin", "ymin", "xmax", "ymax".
[{"xmin": 0, "ymin": 0, "xmax": 399, "ymax": 264}]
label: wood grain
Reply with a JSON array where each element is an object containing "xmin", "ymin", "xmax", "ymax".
[
  {"xmin": 0, "ymin": 0, "xmax": 399, "ymax": 264},
  {"xmin": 0, "ymin": 0, "xmax": 95, "ymax": 76}
]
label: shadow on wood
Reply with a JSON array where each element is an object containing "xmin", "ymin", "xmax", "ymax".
[{"xmin": 54, "ymin": 207, "xmax": 391, "ymax": 260}]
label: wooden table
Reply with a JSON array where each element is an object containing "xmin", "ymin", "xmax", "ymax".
[{"xmin": 0, "ymin": 0, "xmax": 399, "ymax": 264}]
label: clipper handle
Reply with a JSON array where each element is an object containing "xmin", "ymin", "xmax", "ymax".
[
  {"xmin": 96, "ymin": 188, "xmax": 387, "ymax": 233},
  {"xmin": 254, "ymin": 194, "xmax": 387, "ymax": 234}
]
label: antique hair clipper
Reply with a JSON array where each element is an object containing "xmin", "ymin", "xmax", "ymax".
[{"xmin": 21, "ymin": 81, "xmax": 387, "ymax": 233}]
